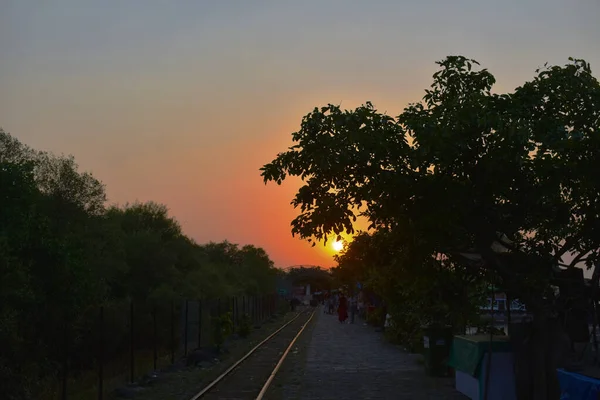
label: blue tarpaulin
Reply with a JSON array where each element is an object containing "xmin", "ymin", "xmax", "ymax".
[{"xmin": 557, "ymin": 369, "xmax": 600, "ymax": 400}]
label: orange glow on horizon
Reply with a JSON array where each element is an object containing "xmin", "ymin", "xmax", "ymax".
[{"xmin": 5, "ymin": 2, "xmax": 591, "ymax": 272}]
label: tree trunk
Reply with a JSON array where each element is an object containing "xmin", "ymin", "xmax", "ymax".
[
  {"xmin": 474, "ymin": 241, "xmax": 567, "ymax": 400},
  {"xmin": 513, "ymin": 307, "xmax": 565, "ymax": 400},
  {"xmin": 531, "ymin": 311, "xmax": 551, "ymax": 400}
]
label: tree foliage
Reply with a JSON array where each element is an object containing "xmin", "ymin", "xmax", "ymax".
[
  {"xmin": 262, "ymin": 56, "xmax": 600, "ymax": 399},
  {"xmin": 262, "ymin": 55, "xmax": 600, "ymax": 304},
  {"xmin": 286, "ymin": 266, "xmax": 332, "ymax": 291},
  {"xmin": 334, "ymin": 230, "xmax": 486, "ymax": 350},
  {"xmin": 0, "ymin": 129, "xmax": 277, "ymax": 399}
]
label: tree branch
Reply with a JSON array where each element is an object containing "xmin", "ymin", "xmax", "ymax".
[{"xmin": 568, "ymin": 252, "xmax": 589, "ymax": 268}]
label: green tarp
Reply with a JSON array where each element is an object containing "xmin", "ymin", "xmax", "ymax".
[{"xmin": 448, "ymin": 335, "xmax": 512, "ymax": 377}]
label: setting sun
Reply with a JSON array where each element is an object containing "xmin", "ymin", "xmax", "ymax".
[{"xmin": 332, "ymin": 240, "xmax": 344, "ymax": 252}]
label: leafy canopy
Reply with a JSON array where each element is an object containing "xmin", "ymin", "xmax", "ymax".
[
  {"xmin": 0, "ymin": 129, "xmax": 279, "ymax": 399},
  {"xmin": 261, "ymin": 56, "xmax": 600, "ymax": 271}
]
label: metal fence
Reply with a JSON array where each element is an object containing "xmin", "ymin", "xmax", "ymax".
[{"xmin": 42, "ymin": 293, "xmax": 284, "ymax": 400}]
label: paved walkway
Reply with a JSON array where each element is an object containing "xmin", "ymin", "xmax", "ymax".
[{"xmin": 292, "ymin": 309, "xmax": 467, "ymax": 399}]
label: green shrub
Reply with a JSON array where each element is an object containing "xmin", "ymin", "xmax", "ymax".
[
  {"xmin": 366, "ymin": 307, "xmax": 384, "ymax": 326},
  {"xmin": 212, "ymin": 312, "xmax": 233, "ymax": 351},
  {"xmin": 238, "ymin": 314, "xmax": 252, "ymax": 338}
]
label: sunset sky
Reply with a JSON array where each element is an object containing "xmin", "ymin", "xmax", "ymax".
[{"xmin": 1, "ymin": 0, "xmax": 599, "ymax": 268}]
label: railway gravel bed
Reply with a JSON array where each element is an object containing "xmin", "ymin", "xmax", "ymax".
[
  {"xmin": 129, "ymin": 310, "xmax": 306, "ymax": 400},
  {"xmin": 195, "ymin": 309, "xmax": 314, "ymax": 400}
]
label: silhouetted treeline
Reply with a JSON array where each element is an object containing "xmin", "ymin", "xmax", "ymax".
[{"xmin": 0, "ymin": 129, "xmax": 277, "ymax": 399}]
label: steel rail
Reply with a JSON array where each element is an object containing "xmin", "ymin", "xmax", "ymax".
[
  {"xmin": 255, "ymin": 310, "xmax": 315, "ymax": 400},
  {"xmin": 189, "ymin": 309, "xmax": 310, "ymax": 400}
]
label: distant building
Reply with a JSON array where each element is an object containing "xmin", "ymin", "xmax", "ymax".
[
  {"xmin": 480, "ymin": 291, "xmax": 526, "ymax": 312},
  {"xmin": 275, "ymin": 274, "xmax": 293, "ymax": 297}
]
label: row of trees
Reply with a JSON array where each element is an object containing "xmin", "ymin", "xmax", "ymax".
[
  {"xmin": 331, "ymin": 230, "xmax": 487, "ymax": 348},
  {"xmin": 0, "ymin": 130, "xmax": 278, "ymax": 399},
  {"xmin": 262, "ymin": 56, "xmax": 600, "ymax": 399}
]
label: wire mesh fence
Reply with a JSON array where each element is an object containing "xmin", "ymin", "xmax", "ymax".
[{"xmin": 37, "ymin": 293, "xmax": 286, "ymax": 400}]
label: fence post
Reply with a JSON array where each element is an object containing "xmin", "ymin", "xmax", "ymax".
[
  {"xmin": 153, "ymin": 305, "xmax": 157, "ymax": 371},
  {"xmin": 197, "ymin": 299, "xmax": 202, "ymax": 349},
  {"xmin": 98, "ymin": 306, "xmax": 104, "ymax": 400},
  {"xmin": 231, "ymin": 297, "xmax": 236, "ymax": 333},
  {"xmin": 184, "ymin": 300, "xmax": 189, "ymax": 356},
  {"xmin": 242, "ymin": 296, "xmax": 246, "ymax": 317},
  {"xmin": 62, "ymin": 314, "xmax": 68, "ymax": 400},
  {"xmin": 130, "ymin": 301, "xmax": 134, "ymax": 383},
  {"xmin": 235, "ymin": 297, "xmax": 239, "ymax": 326},
  {"xmin": 170, "ymin": 300, "xmax": 175, "ymax": 364},
  {"xmin": 217, "ymin": 298, "xmax": 221, "ymax": 317}
]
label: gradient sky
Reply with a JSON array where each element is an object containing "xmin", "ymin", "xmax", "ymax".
[{"xmin": 1, "ymin": 0, "xmax": 599, "ymax": 268}]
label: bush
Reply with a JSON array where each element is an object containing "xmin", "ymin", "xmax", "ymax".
[
  {"xmin": 366, "ymin": 307, "xmax": 384, "ymax": 326},
  {"xmin": 212, "ymin": 312, "xmax": 233, "ymax": 351},
  {"xmin": 384, "ymin": 312, "xmax": 425, "ymax": 352},
  {"xmin": 238, "ymin": 314, "xmax": 252, "ymax": 338}
]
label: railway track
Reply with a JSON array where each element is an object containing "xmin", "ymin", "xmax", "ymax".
[{"xmin": 189, "ymin": 308, "xmax": 315, "ymax": 400}]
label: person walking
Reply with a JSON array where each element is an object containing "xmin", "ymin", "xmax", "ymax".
[
  {"xmin": 350, "ymin": 294, "xmax": 357, "ymax": 324},
  {"xmin": 328, "ymin": 293, "xmax": 335, "ymax": 314},
  {"xmin": 338, "ymin": 293, "xmax": 349, "ymax": 323}
]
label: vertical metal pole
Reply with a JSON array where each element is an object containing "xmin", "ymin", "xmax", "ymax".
[
  {"xmin": 235, "ymin": 297, "xmax": 239, "ymax": 325},
  {"xmin": 170, "ymin": 300, "xmax": 175, "ymax": 364},
  {"xmin": 232, "ymin": 297, "xmax": 236, "ymax": 333},
  {"xmin": 62, "ymin": 315, "xmax": 68, "ymax": 400},
  {"xmin": 242, "ymin": 296, "xmax": 246, "ymax": 316},
  {"xmin": 153, "ymin": 305, "xmax": 157, "ymax": 371},
  {"xmin": 484, "ymin": 284, "xmax": 495, "ymax": 400},
  {"xmin": 351, "ymin": 290, "xmax": 356, "ymax": 324},
  {"xmin": 505, "ymin": 292, "xmax": 511, "ymax": 335},
  {"xmin": 184, "ymin": 300, "xmax": 189, "ymax": 356},
  {"xmin": 197, "ymin": 300, "xmax": 202, "ymax": 348},
  {"xmin": 98, "ymin": 306, "xmax": 104, "ymax": 400},
  {"xmin": 130, "ymin": 301, "xmax": 134, "ymax": 383}
]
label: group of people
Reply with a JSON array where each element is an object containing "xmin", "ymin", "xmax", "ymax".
[{"xmin": 324, "ymin": 292, "xmax": 355, "ymax": 323}]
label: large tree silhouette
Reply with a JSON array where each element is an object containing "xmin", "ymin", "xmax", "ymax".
[{"xmin": 262, "ymin": 56, "xmax": 600, "ymax": 399}]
